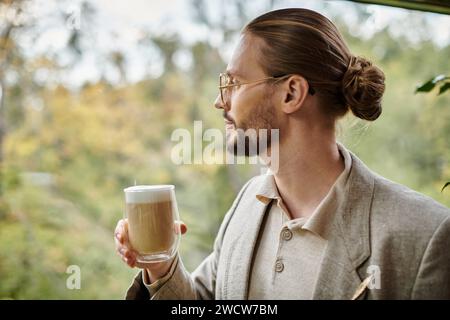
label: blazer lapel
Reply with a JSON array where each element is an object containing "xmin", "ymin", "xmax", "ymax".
[
  {"xmin": 225, "ymin": 198, "xmax": 272, "ymax": 299},
  {"xmin": 313, "ymin": 151, "xmax": 375, "ymax": 299}
]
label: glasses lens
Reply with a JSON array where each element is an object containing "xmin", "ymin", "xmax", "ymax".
[
  {"xmin": 219, "ymin": 74, "xmax": 226, "ymax": 87},
  {"xmin": 219, "ymin": 74, "xmax": 229, "ymax": 103}
]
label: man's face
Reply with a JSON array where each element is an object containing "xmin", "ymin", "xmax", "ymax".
[{"xmin": 215, "ymin": 34, "xmax": 280, "ymax": 156}]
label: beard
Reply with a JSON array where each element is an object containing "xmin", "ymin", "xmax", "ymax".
[{"xmin": 225, "ymin": 93, "xmax": 279, "ymax": 157}]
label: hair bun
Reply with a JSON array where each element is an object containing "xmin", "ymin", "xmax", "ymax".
[{"xmin": 342, "ymin": 55, "xmax": 385, "ymax": 121}]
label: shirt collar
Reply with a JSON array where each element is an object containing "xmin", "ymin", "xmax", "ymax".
[
  {"xmin": 255, "ymin": 173, "xmax": 280, "ymax": 205},
  {"xmin": 255, "ymin": 141, "xmax": 353, "ymax": 239}
]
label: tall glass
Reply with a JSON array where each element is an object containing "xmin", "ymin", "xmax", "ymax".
[{"xmin": 124, "ymin": 185, "xmax": 180, "ymax": 263}]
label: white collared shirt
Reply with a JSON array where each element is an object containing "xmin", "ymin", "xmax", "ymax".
[{"xmin": 248, "ymin": 142, "xmax": 352, "ymax": 299}]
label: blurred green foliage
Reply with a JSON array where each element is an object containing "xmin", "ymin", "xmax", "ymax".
[
  {"xmin": 0, "ymin": 0, "xmax": 449, "ymax": 299},
  {"xmin": 416, "ymin": 74, "xmax": 450, "ymax": 95}
]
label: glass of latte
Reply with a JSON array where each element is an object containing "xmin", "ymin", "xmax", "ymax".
[{"xmin": 124, "ymin": 185, "xmax": 181, "ymax": 263}]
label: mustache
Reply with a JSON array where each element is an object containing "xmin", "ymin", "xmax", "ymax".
[{"xmin": 223, "ymin": 111, "xmax": 235, "ymax": 124}]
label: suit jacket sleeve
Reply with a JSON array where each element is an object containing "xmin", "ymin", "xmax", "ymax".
[
  {"xmin": 411, "ymin": 215, "xmax": 450, "ymax": 299},
  {"xmin": 125, "ymin": 178, "xmax": 253, "ymax": 300}
]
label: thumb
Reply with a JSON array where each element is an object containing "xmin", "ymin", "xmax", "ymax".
[{"xmin": 174, "ymin": 221, "xmax": 187, "ymax": 235}]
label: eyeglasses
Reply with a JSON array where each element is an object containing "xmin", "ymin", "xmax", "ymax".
[{"xmin": 218, "ymin": 72, "xmax": 315, "ymax": 105}]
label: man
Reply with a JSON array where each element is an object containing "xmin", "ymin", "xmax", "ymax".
[{"xmin": 115, "ymin": 8, "xmax": 450, "ymax": 299}]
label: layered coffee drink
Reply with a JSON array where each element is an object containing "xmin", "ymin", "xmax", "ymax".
[{"xmin": 124, "ymin": 185, "xmax": 180, "ymax": 263}]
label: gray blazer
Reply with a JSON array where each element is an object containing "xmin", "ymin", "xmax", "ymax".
[{"xmin": 126, "ymin": 149, "xmax": 450, "ymax": 300}]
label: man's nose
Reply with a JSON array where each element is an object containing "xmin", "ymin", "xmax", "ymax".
[
  {"xmin": 214, "ymin": 94, "xmax": 224, "ymax": 110},
  {"xmin": 215, "ymin": 94, "xmax": 232, "ymax": 111}
]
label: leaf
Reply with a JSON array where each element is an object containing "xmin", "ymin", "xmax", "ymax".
[
  {"xmin": 442, "ymin": 182, "xmax": 450, "ymax": 193},
  {"xmin": 415, "ymin": 75, "xmax": 449, "ymax": 93},
  {"xmin": 431, "ymin": 74, "xmax": 447, "ymax": 84},
  {"xmin": 415, "ymin": 79, "xmax": 435, "ymax": 93},
  {"xmin": 438, "ymin": 82, "xmax": 450, "ymax": 95}
]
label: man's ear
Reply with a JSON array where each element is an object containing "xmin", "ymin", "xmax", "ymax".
[{"xmin": 280, "ymin": 75, "xmax": 310, "ymax": 114}]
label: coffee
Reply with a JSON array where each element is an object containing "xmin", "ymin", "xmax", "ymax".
[
  {"xmin": 124, "ymin": 185, "xmax": 180, "ymax": 262},
  {"xmin": 127, "ymin": 201, "xmax": 174, "ymax": 254}
]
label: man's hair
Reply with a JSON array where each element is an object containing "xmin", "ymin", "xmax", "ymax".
[{"xmin": 243, "ymin": 8, "xmax": 385, "ymax": 121}]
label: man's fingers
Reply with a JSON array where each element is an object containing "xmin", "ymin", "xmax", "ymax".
[
  {"xmin": 114, "ymin": 237, "xmax": 122, "ymax": 252},
  {"xmin": 116, "ymin": 240, "xmax": 135, "ymax": 258},
  {"xmin": 114, "ymin": 219, "xmax": 129, "ymax": 245},
  {"xmin": 127, "ymin": 256, "xmax": 136, "ymax": 268},
  {"xmin": 115, "ymin": 219, "xmax": 138, "ymax": 268},
  {"xmin": 115, "ymin": 220, "xmax": 124, "ymax": 242},
  {"xmin": 116, "ymin": 219, "xmax": 182, "ymax": 270},
  {"xmin": 126, "ymin": 249, "xmax": 137, "ymax": 260},
  {"xmin": 117, "ymin": 245, "xmax": 138, "ymax": 268},
  {"xmin": 114, "ymin": 229, "xmax": 124, "ymax": 245},
  {"xmin": 116, "ymin": 242, "xmax": 128, "ymax": 257}
]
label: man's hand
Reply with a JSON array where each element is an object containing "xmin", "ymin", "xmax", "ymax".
[{"xmin": 114, "ymin": 219, "xmax": 187, "ymax": 282}]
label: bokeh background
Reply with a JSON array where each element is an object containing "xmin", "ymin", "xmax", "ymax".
[{"xmin": 0, "ymin": 0, "xmax": 449, "ymax": 299}]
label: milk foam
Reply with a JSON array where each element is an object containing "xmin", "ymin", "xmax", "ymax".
[{"xmin": 124, "ymin": 185, "xmax": 174, "ymax": 204}]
